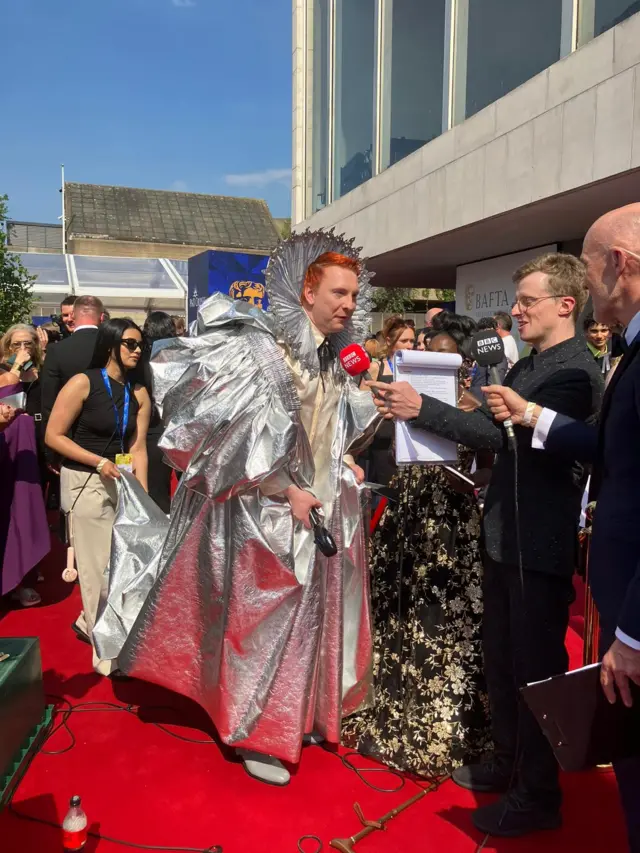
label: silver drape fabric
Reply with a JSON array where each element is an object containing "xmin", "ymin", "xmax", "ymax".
[
  {"xmin": 98, "ymin": 294, "xmax": 377, "ymax": 763},
  {"xmin": 93, "ymin": 473, "xmax": 169, "ymax": 662}
]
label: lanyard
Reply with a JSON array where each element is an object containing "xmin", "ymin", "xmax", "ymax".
[
  {"xmin": 386, "ymin": 357, "xmax": 393, "ymax": 374},
  {"xmin": 101, "ymin": 369, "xmax": 130, "ymax": 454}
]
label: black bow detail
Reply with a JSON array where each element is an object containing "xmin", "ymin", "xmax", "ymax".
[{"xmin": 317, "ymin": 338, "xmax": 335, "ymax": 373}]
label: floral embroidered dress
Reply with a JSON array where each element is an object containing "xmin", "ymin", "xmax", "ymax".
[{"xmin": 342, "ymin": 447, "xmax": 491, "ymax": 777}]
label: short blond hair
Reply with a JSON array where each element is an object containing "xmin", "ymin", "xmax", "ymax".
[
  {"xmin": 0, "ymin": 323, "xmax": 44, "ymax": 370},
  {"xmin": 513, "ymin": 253, "xmax": 588, "ymax": 320}
]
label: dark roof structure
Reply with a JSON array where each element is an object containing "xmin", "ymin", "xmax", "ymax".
[
  {"xmin": 7, "ymin": 221, "xmax": 63, "ymax": 251},
  {"xmin": 65, "ymin": 182, "xmax": 280, "ymax": 253}
]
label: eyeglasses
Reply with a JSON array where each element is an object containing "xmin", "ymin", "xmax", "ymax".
[
  {"xmin": 121, "ymin": 338, "xmax": 143, "ymax": 353},
  {"xmin": 511, "ymin": 295, "xmax": 564, "ymax": 312},
  {"xmin": 10, "ymin": 340, "xmax": 34, "ymax": 351}
]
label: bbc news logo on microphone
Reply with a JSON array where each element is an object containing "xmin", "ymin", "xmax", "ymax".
[
  {"xmin": 476, "ymin": 335, "xmax": 502, "ymax": 354},
  {"xmin": 343, "ymin": 351, "xmax": 362, "ymax": 369}
]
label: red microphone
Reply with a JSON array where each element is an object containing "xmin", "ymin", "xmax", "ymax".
[{"xmin": 340, "ymin": 343, "xmax": 372, "ymax": 381}]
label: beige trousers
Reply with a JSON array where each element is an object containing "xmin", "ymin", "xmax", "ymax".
[{"xmin": 61, "ymin": 467, "xmax": 118, "ymax": 676}]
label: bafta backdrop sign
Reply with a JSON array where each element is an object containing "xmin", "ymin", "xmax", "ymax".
[{"xmin": 188, "ymin": 250, "xmax": 270, "ymax": 325}]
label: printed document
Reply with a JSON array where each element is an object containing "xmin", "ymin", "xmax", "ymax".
[{"xmin": 393, "ymin": 350, "xmax": 462, "ymax": 464}]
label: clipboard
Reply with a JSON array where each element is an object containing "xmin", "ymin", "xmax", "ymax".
[
  {"xmin": 392, "ymin": 350, "xmax": 461, "ymax": 465},
  {"xmin": 521, "ymin": 663, "xmax": 640, "ymax": 771}
]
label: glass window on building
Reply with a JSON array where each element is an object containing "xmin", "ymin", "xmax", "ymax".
[
  {"xmin": 334, "ymin": 0, "xmax": 376, "ymax": 199},
  {"xmin": 580, "ymin": 0, "xmax": 640, "ymax": 43},
  {"xmin": 461, "ymin": 0, "xmax": 562, "ymax": 120},
  {"xmin": 311, "ymin": 0, "xmax": 330, "ymax": 213},
  {"xmin": 384, "ymin": 0, "xmax": 446, "ymax": 168}
]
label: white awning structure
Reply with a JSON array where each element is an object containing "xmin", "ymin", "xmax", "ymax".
[{"xmin": 18, "ymin": 253, "xmax": 188, "ymax": 317}]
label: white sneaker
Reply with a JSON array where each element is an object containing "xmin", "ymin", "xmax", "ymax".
[{"xmin": 237, "ymin": 749, "xmax": 290, "ymax": 786}]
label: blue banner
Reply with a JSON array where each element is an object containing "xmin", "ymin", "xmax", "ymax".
[{"xmin": 188, "ymin": 250, "xmax": 270, "ymax": 326}]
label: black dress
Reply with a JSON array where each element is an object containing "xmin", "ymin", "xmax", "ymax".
[{"xmin": 342, "ymin": 448, "xmax": 491, "ymax": 777}]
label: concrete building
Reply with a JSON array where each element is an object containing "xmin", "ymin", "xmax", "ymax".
[{"xmin": 292, "ymin": 1, "xmax": 640, "ymax": 327}]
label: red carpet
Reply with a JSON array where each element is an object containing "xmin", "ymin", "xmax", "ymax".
[{"xmin": 0, "ymin": 536, "xmax": 628, "ymax": 853}]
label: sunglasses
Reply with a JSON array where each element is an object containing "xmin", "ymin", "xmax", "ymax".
[{"xmin": 121, "ymin": 338, "xmax": 143, "ymax": 353}]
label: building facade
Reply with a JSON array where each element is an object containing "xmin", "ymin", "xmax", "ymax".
[{"xmin": 292, "ymin": 1, "xmax": 640, "ymax": 318}]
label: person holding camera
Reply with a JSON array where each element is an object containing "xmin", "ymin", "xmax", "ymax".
[
  {"xmin": 45, "ymin": 318, "xmax": 150, "ymax": 676},
  {"xmin": 0, "ymin": 324, "xmax": 51, "ymax": 496}
]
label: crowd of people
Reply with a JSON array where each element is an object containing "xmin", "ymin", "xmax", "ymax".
[
  {"xmin": 0, "ymin": 303, "xmax": 186, "ymax": 614},
  {"xmin": 0, "ymin": 205, "xmax": 639, "ymax": 853}
]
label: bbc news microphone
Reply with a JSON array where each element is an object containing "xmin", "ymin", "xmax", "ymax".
[
  {"xmin": 340, "ymin": 343, "xmax": 386, "ymax": 402},
  {"xmin": 469, "ymin": 331, "xmax": 516, "ymax": 446},
  {"xmin": 339, "ymin": 342, "xmax": 374, "ymax": 383}
]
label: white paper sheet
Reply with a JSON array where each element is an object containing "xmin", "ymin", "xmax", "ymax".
[{"xmin": 393, "ymin": 350, "xmax": 462, "ymax": 465}]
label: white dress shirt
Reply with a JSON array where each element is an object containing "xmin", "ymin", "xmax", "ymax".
[
  {"xmin": 73, "ymin": 324, "xmax": 99, "ymax": 332},
  {"xmin": 502, "ymin": 334, "xmax": 520, "ymax": 369},
  {"xmin": 531, "ymin": 311, "xmax": 640, "ymax": 649}
]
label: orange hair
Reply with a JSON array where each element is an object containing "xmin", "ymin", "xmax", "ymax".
[{"xmin": 302, "ymin": 252, "xmax": 361, "ymax": 303}]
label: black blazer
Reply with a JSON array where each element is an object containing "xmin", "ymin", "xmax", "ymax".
[
  {"xmin": 546, "ymin": 340, "xmax": 640, "ymax": 640},
  {"xmin": 41, "ymin": 327, "xmax": 99, "ymax": 421},
  {"xmin": 411, "ymin": 336, "xmax": 604, "ymax": 576}
]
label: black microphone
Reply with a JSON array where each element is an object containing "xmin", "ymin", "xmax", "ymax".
[{"xmin": 470, "ymin": 330, "xmax": 516, "ymax": 445}]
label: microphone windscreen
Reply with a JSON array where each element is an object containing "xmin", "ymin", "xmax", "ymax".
[
  {"xmin": 340, "ymin": 343, "xmax": 371, "ymax": 377},
  {"xmin": 470, "ymin": 330, "xmax": 506, "ymax": 367}
]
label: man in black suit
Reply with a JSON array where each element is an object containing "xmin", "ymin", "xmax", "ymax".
[
  {"xmin": 371, "ymin": 253, "xmax": 604, "ymax": 837},
  {"xmin": 41, "ymin": 295, "xmax": 104, "ymax": 421},
  {"xmin": 484, "ymin": 204, "xmax": 640, "ymax": 853}
]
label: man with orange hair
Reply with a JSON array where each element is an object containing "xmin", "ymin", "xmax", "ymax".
[{"xmin": 97, "ymin": 232, "xmax": 378, "ymax": 785}]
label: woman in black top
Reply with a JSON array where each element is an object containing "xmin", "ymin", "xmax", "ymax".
[
  {"xmin": 138, "ymin": 311, "xmax": 176, "ymax": 513},
  {"xmin": 46, "ymin": 318, "xmax": 150, "ymax": 676}
]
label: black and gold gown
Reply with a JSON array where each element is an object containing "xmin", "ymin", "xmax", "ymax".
[{"xmin": 342, "ymin": 448, "xmax": 491, "ymax": 777}]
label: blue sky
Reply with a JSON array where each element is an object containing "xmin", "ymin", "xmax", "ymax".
[{"xmin": 1, "ymin": 0, "xmax": 292, "ymax": 222}]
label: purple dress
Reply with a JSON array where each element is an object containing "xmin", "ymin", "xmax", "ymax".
[{"xmin": 0, "ymin": 383, "xmax": 50, "ymax": 595}]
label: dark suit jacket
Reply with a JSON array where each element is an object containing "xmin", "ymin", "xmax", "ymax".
[
  {"xmin": 545, "ymin": 340, "xmax": 640, "ymax": 640},
  {"xmin": 40, "ymin": 327, "xmax": 99, "ymax": 421},
  {"xmin": 412, "ymin": 336, "xmax": 604, "ymax": 576}
]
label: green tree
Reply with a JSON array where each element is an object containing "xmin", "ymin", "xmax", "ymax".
[
  {"xmin": 371, "ymin": 286, "xmax": 414, "ymax": 315},
  {"xmin": 435, "ymin": 288, "xmax": 456, "ymax": 303},
  {"xmin": 0, "ymin": 195, "xmax": 36, "ymax": 332}
]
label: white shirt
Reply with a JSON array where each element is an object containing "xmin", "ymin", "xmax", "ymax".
[
  {"xmin": 532, "ymin": 311, "xmax": 640, "ymax": 649},
  {"xmin": 502, "ymin": 334, "xmax": 520, "ymax": 369},
  {"xmin": 73, "ymin": 324, "xmax": 98, "ymax": 332}
]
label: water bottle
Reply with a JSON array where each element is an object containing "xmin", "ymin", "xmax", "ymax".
[{"xmin": 62, "ymin": 795, "xmax": 88, "ymax": 851}]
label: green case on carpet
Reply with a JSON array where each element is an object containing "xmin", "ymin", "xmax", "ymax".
[{"xmin": 0, "ymin": 637, "xmax": 48, "ymax": 805}]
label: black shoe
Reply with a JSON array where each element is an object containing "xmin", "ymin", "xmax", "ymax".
[
  {"xmin": 472, "ymin": 793, "xmax": 562, "ymax": 838},
  {"xmin": 71, "ymin": 623, "xmax": 91, "ymax": 645},
  {"xmin": 452, "ymin": 760, "xmax": 512, "ymax": 794}
]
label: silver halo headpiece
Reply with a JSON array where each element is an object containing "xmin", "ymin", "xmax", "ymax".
[{"xmin": 265, "ymin": 228, "xmax": 374, "ymax": 377}]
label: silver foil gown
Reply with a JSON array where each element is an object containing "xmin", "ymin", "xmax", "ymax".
[{"xmin": 95, "ymin": 295, "xmax": 377, "ymax": 763}]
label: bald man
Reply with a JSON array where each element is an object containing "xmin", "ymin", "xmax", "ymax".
[
  {"xmin": 484, "ymin": 204, "xmax": 640, "ymax": 853},
  {"xmin": 424, "ymin": 307, "xmax": 443, "ymax": 327}
]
